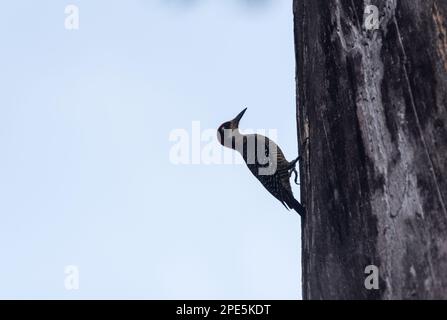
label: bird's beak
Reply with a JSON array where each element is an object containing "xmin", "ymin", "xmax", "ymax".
[{"xmin": 232, "ymin": 107, "xmax": 247, "ymax": 126}]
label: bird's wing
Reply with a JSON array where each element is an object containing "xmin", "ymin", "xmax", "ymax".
[
  {"xmin": 246, "ymin": 162, "xmax": 295, "ymax": 209},
  {"xmin": 239, "ymin": 133, "xmax": 300, "ymax": 209}
]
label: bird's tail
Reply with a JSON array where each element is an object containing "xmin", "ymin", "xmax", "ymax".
[{"xmin": 285, "ymin": 193, "xmax": 306, "ymax": 216}]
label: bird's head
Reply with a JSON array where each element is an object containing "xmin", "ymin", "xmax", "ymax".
[{"xmin": 217, "ymin": 108, "xmax": 247, "ymax": 146}]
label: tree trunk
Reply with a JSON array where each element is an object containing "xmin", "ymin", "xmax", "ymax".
[{"xmin": 294, "ymin": 0, "xmax": 447, "ymax": 299}]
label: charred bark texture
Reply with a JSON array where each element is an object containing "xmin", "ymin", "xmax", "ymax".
[{"xmin": 294, "ymin": 0, "xmax": 447, "ymax": 299}]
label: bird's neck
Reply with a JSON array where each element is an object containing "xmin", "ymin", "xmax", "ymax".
[
  {"xmin": 231, "ymin": 130, "xmax": 245, "ymax": 153},
  {"xmin": 221, "ymin": 129, "xmax": 246, "ymax": 151},
  {"xmin": 232, "ymin": 129, "xmax": 243, "ymax": 139}
]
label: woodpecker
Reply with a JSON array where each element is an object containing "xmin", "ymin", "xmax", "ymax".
[{"xmin": 217, "ymin": 108, "xmax": 306, "ymax": 216}]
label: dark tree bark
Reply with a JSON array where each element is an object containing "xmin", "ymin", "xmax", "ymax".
[{"xmin": 294, "ymin": 0, "xmax": 447, "ymax": 299}]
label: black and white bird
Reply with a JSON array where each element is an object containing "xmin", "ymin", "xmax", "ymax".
[{"xmin": 217, "ymin": 108, "xmax": 306, "ymax": 216}]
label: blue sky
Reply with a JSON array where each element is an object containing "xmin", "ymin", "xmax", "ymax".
[{"xmin": 0, "ymin": 0, "xmax": 301, "ymax": 299}]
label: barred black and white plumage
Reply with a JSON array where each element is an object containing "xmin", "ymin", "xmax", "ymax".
[{"xmin": 217, "ymin": 108, "xmax": 306, "ymax": 216}]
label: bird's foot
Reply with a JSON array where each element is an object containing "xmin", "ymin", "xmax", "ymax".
[{"xmin": 290, "ymin": 167, "xmax": 299, "ymax": 185}]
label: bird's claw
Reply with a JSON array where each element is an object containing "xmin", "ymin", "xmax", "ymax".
[
  {"xmin": 288, "ymin": 136, "xmax": 308, "ymax": 185},
  {"xmin": 290, "ymin": 167, "xmax": 299, "ymax": 185}
]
